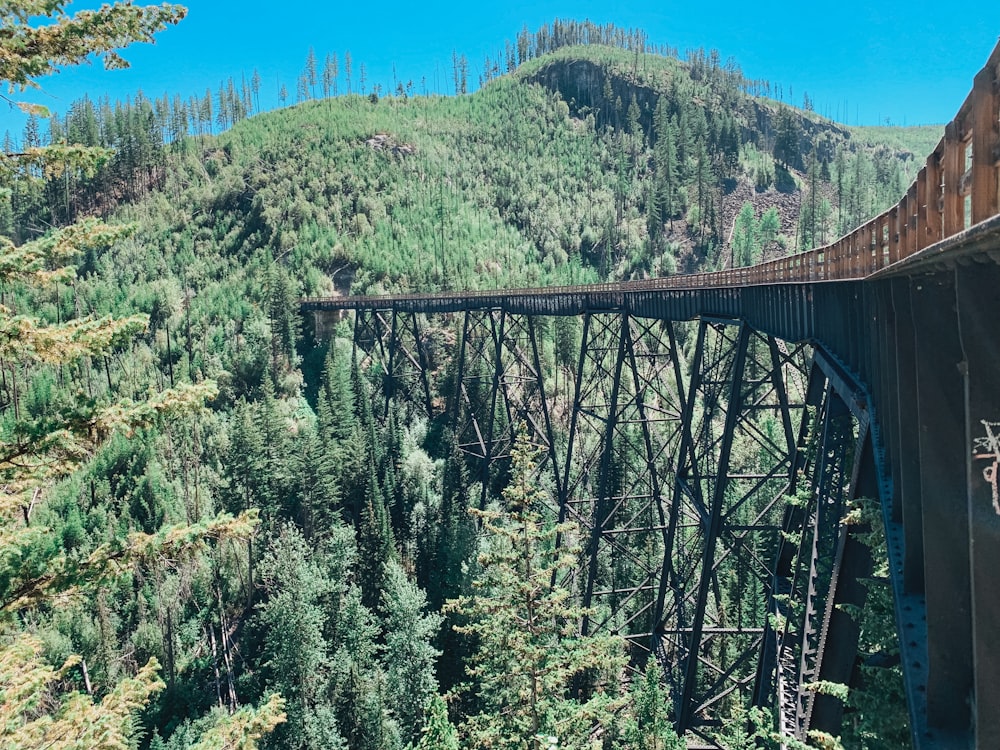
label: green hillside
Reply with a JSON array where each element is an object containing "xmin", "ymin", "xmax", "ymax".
[{"xmin": 7, "ymin": 40, "xmax": 940, "ymax": 308}]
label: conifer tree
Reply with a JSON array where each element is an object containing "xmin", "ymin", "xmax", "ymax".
[
  {"xmin": 446, "ymin": 431, "xmax": 628, "ymax": 749},
  {"xmin": 251, "ymin": 68, "xmax": 262, "ymax": 112},
  {"xmin": 773, "ymin": 105, "xmax": 802, "ymax": 170},
  {"xmin": 318, "ymin": 339, "xmax": 356, "ymax": 444},
  {"xmin": 356, "ymin": 461, "xmax": 394, "ymax": 613},
  {"xmin": 0, "ymin": 5, "xmax": 270, "ymax": 744},
  {"xmin": 382, "ymin": 561, "xmax": 442, "ymax": 746},
  {"xmin": 413, "ymin": 695, "xmax": 459, "ymax": 750},
  {"xmin": 323, "ymin": 53, "xmax": 338, "ymax": 98},
  {"xmin": 257, "ymin": 376, "xmax": 291, "ymax": 520},
  {"xmin": 429, "ymin": 439, "xmax": 475, "ymax": 608},
  {"xmin": 256, "ymin": 524, "xmax": 342, "ymax": 749},
  {"xmin": 305, "ymin": 47, "xmax": 318, "ymax": 99},
  {"xmin": 617, "ymin": 662, "xmax": 683, "ymax": 750},
  {"xmin": 430, "ymin": 438, "xmax": 476, "ymax": 691},
  {"xmin": 295, "ymin": 427, "xmax": 339, "ymax": 540},
  {"xmin": 733, "ymin": 202, "xmax": 758, "ymax": 267}
]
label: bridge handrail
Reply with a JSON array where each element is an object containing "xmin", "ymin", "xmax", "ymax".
[{"xmin": 302, "ymin": 41, "xmax": 1000, "ymax": 309}]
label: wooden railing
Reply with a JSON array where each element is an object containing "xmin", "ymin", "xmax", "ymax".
[
  {"xmin": 677, "ymin": 37, "xmax": 1000, "ymax": 288},
  {"xmin": 303, "ymin": 41, "xmax": 1000, "ymax": 309}
]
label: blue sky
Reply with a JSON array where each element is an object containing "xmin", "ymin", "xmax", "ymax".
[{"xmin": 3, "ymin": 1, "xmax": 998, "ymax": 135}]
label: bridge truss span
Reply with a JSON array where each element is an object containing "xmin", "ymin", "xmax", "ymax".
[{"xmin": 301, "ymin": 39, "xmax": 1000, "ymax": 750}]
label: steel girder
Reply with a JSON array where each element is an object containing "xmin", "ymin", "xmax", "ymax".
[
  {"xmin": 445, "ymin": 310, "xmax": 697, "ymax": 652},
  {"xmin": 651, "ymin": 320, "xmax": 809, "ymax": 746},
  {"xmin": 352, "ymin": 308, "xmax": 433, "ymax": 418},
  {"xmin": 448, "ymin": 309, "xmax": 562, "ymax": 513},
  {"xmin": 754, "ymin": 358, "xmax": 863, "ymax": 744},
  {"xmin": 558, "ymin": 313, "xmax": 689, "ymax": 650}
]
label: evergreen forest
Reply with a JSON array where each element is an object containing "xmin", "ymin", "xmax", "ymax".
[{"xmin": 1, "ymin": 6, "xmax": 922, "ymax": 749}]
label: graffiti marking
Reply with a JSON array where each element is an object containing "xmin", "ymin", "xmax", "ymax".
[{"xmin": 973, "ymin": 420, "xmax": 1000, "ymax": 515}]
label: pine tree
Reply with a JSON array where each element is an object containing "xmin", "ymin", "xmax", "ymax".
[
  {"xmin": 257, "ymin": 377, "xmax": 292, "ymax": 520},
  {"xmin": 328, "ymin": 584, "xmax": 390, "ymax": 750},
  {"xmin": 201, "ymin": 88, "xmax": 213, "ymax": 133},
  {"xmin": 382, "ymin": 562, "xmax": 442, "ymax": 745},
  {"xmin": 429, "ymin": 438, "xmax": 476, "ymax": 691},
  {"xmin": 413, "ymin": 695, "xmax": 459, "ymax": 750},
  {"xmin": 251, "ymin": 68, "xmax": 262, "ymax": 112},
  {"xmin": 0, "ymin": 8, "xmax": 272, "ymax": 744},
  {"xmin": 2, "ymin": 638, "xmax": 165, "ymax": 748},
  {"xmin": 617, "ymin": 662, "xmax": 684, "ymax": 750},
  {"xmin": 267, "ymin": 261, "xmax": 301, "ymax": 376},
  {"xmin": 733, "ymin": 202, "xmax": 758, "ymax": 267},
  {"xmin": 323, "ymin": 53, "xmax": 338, "ymax": 98},
  {"xmin": 305, "ymin": 47, "xmax": 318, "ymax": 98},
  {"xmin": 429, "ymin": 439, "xmax": 475, "ymax": 608},
  {"xmin": 0, "ymin": 3, "xmax": 185, "ymax": 99},
  {"xmin": 295, "ymin": 427, "xmax": 339, "ymax": 541},
  {"xmin": 256, "ymin": 524, "xmax": 342, "ymax": 749},
  {"xmin": 627, "ymin": 93, "xmax": 643, "ymax": 157},
  {"xmin": 446, "ymin": 431, "xmax": 628, "ymax": 749},
  {"xmin": 356, "ymin": 461, "xmax": 394, "ymax": 614},
  {"xmin": 651, "ymin": 98, "xmax": 677, "ymax": 237},
  {"xmin": 316, "ymin": 339, "xmax": 357, "ymax": 511},
  {"xmin": 759, "ymin": 206, "xmax": 781, "ymax": 252},
  {"xmin": 773, "ymin": 105, "xmax": 802, "ymax": 170}
]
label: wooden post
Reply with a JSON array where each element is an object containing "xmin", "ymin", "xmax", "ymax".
[
  {"xmin": 869, "ymin": 223, "xmax": 877, "ymax": 273},
  {"xmin": 971, "ymin": 64, "xmax": 999, "ymax": 224},
  {"xmin": 925, "ymin": 150, "xmax": 944, "ymax": 245},
  {"xmin": 916, "ymin": 166, "xmax": 929, "ymax": 250},
  {"xmin": 906, "ymin": 184, "xmax": 918, "ymax": 256},
  {"xmin": 888, "ymin": 206, "xmax": 900, "ymax": 264},
  {"xmin": 851, "ymin": 230, "xmax": 860, "ymax": 277},
  {"xmin": 876, "ymin": 218, "xmax": 885, "ymax": 268},
  {"xmin": 898, "ymin": 194, "xmax": 910, "ymax": 259},
  {"xmin": 943, "ymin": 122, "xmax": 966, "ymax": 236}
]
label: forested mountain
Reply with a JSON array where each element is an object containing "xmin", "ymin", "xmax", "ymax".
[{"xmin": 2, "ymin": 14, "xmax": 919, "ymax": 750}]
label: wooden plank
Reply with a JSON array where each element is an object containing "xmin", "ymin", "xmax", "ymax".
[{"xmin": 971, "ymin": 65, "xmax": 999, "ymax": 223}]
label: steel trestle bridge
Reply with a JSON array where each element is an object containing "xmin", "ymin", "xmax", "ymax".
[{"xmin": 302, "ymin": 42, "xmax": 1000, "ymax": 749}]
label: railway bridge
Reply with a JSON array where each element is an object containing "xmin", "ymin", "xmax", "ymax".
[{"xmin": 303, "ymin": 43, "xmax": 1000, "ymax": 749}]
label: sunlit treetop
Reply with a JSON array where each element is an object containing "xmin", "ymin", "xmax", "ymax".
[{"xmin": 0, "ymin": 0, "xmax": 186, "ymax": 114}]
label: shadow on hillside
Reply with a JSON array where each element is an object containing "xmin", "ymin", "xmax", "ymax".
[{"xmin": 775, "ymin": 164, "xmax": 798, "ymax": 194}]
